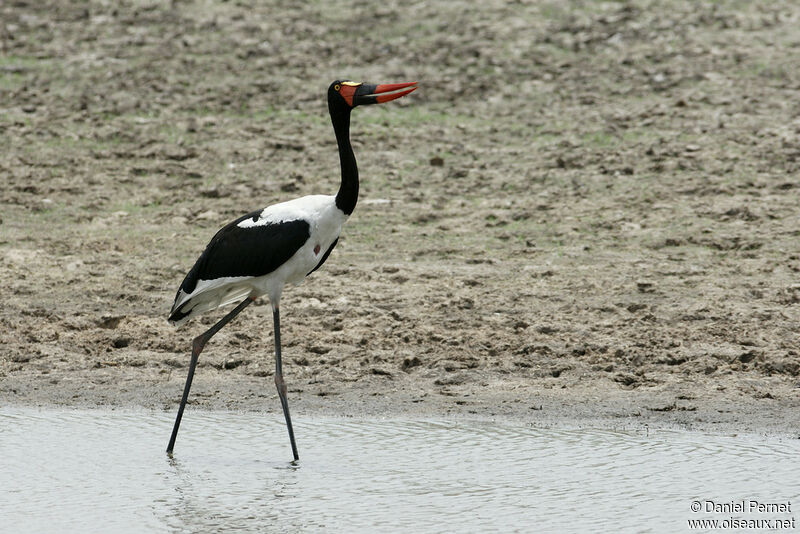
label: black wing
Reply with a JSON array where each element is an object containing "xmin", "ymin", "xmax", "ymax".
[{"xmin": 175, "ymin": 210, "xmax": 311, "ymax": 297}]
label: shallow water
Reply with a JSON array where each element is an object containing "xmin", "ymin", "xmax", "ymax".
[{"xmin": 1, "ymin": 408, "xmax": 798, "ymax": 533}]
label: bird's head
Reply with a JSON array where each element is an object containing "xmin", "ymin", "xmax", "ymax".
[{"xmin": 328, "ymin": 80, "xmax": 417, "ymax": 111}]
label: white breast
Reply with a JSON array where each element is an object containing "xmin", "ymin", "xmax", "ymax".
[{"xmin": 247, "ymin": 194, "xmax": 347, "ymax": 300}]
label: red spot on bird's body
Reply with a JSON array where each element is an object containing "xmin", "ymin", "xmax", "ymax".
[{"xmin": 314, "ymin": 244, "xmax": 321, "ymax": 255}]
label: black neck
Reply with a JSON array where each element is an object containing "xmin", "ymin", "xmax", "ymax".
[{"xmin": 331, "ymin": 107, "xmax": 358, "ymax": 215}]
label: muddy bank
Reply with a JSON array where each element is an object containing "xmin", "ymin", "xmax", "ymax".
[
  {"xmin": 1, "ymin": 0, "xmax": 800, "ymax": 432},
  {"xmin": 5, "ymin": 365, "xmax": 800, "ymax": 436}
]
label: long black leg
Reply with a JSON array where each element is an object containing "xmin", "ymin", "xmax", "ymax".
[
  {"xmin": 167, "ymin": 296, "xmax": 255, "ymax": 453},
  {"xmin": 273, "ymin": 305, "xmax": 299, "ymax": 460}
]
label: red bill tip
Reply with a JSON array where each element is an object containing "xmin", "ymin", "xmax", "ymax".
[
  {"xmin": 373, "ymin": 82, "xmax": 418, "ymax": 94},
  {"xmin": 374, "ymin": 82, "xmax": 418, "ymax": 103}
]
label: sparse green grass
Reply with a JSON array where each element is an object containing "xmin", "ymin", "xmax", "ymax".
[
  {"xmin": 359, "ymin": 106, "xmax": 476, "ymax": 128},
  {"xmin": 0, "ymin": 55, "xmax": 45, "ymax": 68},
  {"xmin": 0, "ymin": 72, "xmax": 26, "ymax": 91},
  {"xmin": 3, "ymin": 0, "xmax": 800, "ymax": 404}
]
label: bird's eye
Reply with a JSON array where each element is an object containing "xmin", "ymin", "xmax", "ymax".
[{"xmin": 334, "ymin": 84, "xmax": 341, "ymax": 91}]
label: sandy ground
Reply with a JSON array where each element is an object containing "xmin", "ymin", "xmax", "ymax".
[{"xmin": 2, "ymin": 0, "xmax": 800, "ymax": 434}]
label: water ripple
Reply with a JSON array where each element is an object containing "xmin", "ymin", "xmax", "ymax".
[{"xmin": 1, "ymin": 408, "xmax": 799, "ymax": 533}]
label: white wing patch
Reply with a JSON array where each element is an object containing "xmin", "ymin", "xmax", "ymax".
[{"xmin": 172, "ymin": 276, "xmax": 253, "ymax": 311}]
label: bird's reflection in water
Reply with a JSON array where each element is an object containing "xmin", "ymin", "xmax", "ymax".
[{"xmin": 158, "ymin": 453, "xmax": 305, "ymax": 532}]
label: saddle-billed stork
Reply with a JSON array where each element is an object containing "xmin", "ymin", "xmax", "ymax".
[{"xmin": 165, "ymin": 80, "xmax": 417, "ymax": 459}]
